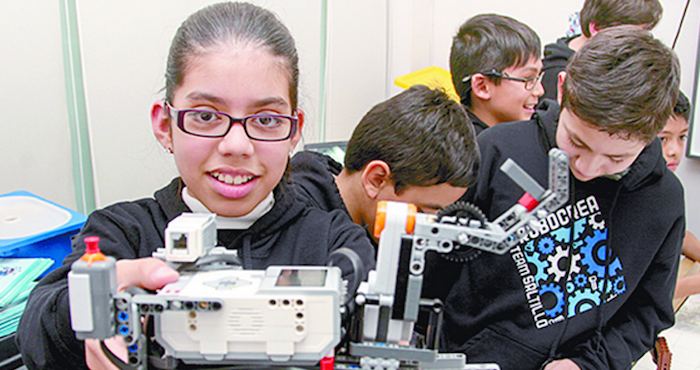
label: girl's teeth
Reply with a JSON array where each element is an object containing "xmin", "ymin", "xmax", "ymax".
[{"xmin": 211, "ymin": 172, "xmax": 252, "ymax": 185}]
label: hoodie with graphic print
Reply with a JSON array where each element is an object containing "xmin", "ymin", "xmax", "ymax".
[{"xmin": 425, "ymin": 100, "xmax": 684, "ymax": 370}]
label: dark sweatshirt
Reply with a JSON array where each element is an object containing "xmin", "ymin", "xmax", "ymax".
[
  {"xmin": 427, "ymin": 100, "xmax": 684, "ymax": 370},
  {"xmin": 466, "ymin": 109, "xmax": 490, "ymax": 136},
  {"xmin": 16, "ymin": 178, "xmax": 375, "ymax": 370},
  {"xmin": 541, "ymin": 36, "xmax": 576, "ymax": 102},
  {"xmin": 290, "ymin": 150, "xmax": 346, "ymax": 213}
]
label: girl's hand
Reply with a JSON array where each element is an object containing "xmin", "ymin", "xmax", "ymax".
[
  {"xmin": 84, "ymin": 258, "xmax": 179, "ymax": 369},
  {"xmin": 544, "ymin": 359, "xmax": 582, "ymax": 370}
]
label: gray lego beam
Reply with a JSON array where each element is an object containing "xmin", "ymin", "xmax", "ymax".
[{"xmin": 500, "ymin": 159, "xmax": 545, "ymax": 200}]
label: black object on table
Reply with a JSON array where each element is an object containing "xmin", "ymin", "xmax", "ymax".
[{"xmin": 0, "ymin": 335, "xmax": 23, "ymax": 370}]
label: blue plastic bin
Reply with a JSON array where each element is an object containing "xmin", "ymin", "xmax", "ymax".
[{"xmin": 0, "ymin": 191, "xmax": 86, "ymax": 278}]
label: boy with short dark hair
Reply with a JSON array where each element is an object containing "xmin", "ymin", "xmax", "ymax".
[
  {"xmin": 429, "ymin": 26, "xmax": 682, "ymax": 370},
  {"xmin": 541, "ymin": 0, "xmax": 663, "ymax": 101},
  {"xmin": 291, "ymin": 85, "xmax": 478, "ymax": 235},
  {"xmin": 658, "ymin": 91, "xmax": 700, "ymax": 301},
  {"xmin": 450, "ymin": 14, "xmax": 545, "ymax": 134}
]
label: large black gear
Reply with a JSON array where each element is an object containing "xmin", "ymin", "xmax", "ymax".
[
  {"xmin": 436, "ymin": 201, "xmax": 487, "ymax": 229},
  {"xmin": 435, "ymin": 202, "xmax": 488, "ymax": 263}
]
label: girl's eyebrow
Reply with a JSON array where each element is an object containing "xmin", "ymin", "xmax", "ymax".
[
  {"xmin": 185, "ymin": 92, "xmax": 226, "ymax": 104},
  {"xmin": 251, "ymin": 96, "xmax": 289, "ymax": 109},
  {"xmin": 183, "ymin": 92, "xmax": 289, "ymax": 109}
]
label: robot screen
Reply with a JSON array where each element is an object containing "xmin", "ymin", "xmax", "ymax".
[{"xmin": 275, "ymin": 268, "xmax": 328, "ymax": 287}]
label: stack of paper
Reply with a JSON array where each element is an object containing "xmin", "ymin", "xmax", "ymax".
[{"xmin": 0, "ymin": 258, "xmax": 53, "ymax": 336}]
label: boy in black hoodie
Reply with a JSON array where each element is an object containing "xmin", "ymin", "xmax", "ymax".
[
  {"xmin": 291, "ymin": 85, "xmax": 479, "ymax": 238},
  {"xmin": 541, "ymin": 0, "xmax": 662, "ymax": 101},
  {"xmin": 429, "ymin": 26, "xmax": 682, "ymax": 370},
  {"xmin": 450, "ymin": 14, "xmax": 545, "ymax": 134}
]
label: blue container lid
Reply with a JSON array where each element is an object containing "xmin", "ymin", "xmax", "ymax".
[{"xmin": 0, "ymin": 191, "xmax": 87, "ymax": 253}]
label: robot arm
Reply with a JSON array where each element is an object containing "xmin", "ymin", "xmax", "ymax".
[{"xmin": 349, "ymin": 148, "xmax": 569, "ymax": 369}]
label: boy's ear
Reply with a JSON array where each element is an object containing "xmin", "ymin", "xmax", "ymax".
[
  {"xmin": 360, "ymin": 160, "xmax": 393, "ymax": 199},
  {"xmin": 588, "ymin": 22, "xmax": 600, "ymax": 36},
  {"xmin": 470, "ymin": 73, "xmax": 491, "ymax": 101},
  {"xmin": 556, "ymin": 72, "xmax": 567, "ymax": 105},
  {"xmin": 151, "ymin": 101, "xmax": 173, "ymax": 152},
  {"xmin": 290, "ymin": 108, "xmax": 305, "ymax": 150}
]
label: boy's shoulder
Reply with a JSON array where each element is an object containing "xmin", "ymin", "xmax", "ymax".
[
  {"xmin": 290, "ymin": 151, "xmax": 346, "ymax": 213},
  {"xmin": 291, "ymin": 150, "xmax": 342, "ymax": 173},
  {"xmin": 479, "ymin": 99, "xmax": 559, "ymax": 148},
  {"xmin": 544, "ymin": 36, "xmax": 575, "ymax": 61}
]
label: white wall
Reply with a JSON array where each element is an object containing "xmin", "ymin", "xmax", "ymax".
[
  {"xmin": 323, "ymin": 0, "xmax": 389, "ymax": 141},
  {"xmin": 0, "ymin": 2, "xmax": 76, "ymax": 209}
]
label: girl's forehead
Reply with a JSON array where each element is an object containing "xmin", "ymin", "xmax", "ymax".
[{"xmin": 175, "ymin": 47, "xmax": 292, "ymax": 110}]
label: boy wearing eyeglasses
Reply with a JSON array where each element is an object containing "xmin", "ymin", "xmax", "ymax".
[
  {"xmin": 541, "ymin": 0, "xmax": 662, "ymax": 101},
  {"xmin": 450, "ymin": 14, "xmax": 545, "ymax": 135},
  {"xmin": 427, "ymin": 27, "xmax": 682, "ymax": 370},
  {"xmin": 291, "ymin": 85, "xmax": 479, "ymax": 239}
]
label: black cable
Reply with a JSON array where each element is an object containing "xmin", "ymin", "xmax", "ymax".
[
  {"xmin": 328, "ymin": 247, "xmax": 366, "ymax": 306},
  {"xmin": 99, "ymin": 340, "xmax": 135, "ymax": 370},
  {"xmin": 672, "ymin": 0, "xmax": 691, "ymax": 50}
]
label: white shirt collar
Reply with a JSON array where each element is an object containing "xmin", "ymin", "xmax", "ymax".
[{"xmin": 181, "ymin": 187, "xmax": 275, "ymax": 229}]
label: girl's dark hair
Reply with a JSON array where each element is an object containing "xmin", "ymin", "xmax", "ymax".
[{"xmin": 165, "ymin": 2, "xmax": 299, "ymax": 110}]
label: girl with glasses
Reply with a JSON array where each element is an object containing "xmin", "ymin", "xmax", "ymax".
[{"xmin": 17, "ymin": 3, "xmax": 375, "ymax": 369}]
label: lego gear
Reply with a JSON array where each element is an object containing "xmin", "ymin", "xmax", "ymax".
[{"xmin": 437, "ymin": 201, "xmax": 487, "ymax": 228}]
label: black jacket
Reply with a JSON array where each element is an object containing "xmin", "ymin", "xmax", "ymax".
[
  {"xmin": 290, "ymin": 151, "xmax": 346, "ymax": 214},
  {"xmin": 428, "ymin": 101, "xmax": 684, "ymax": 370},
  {"xmin": 466, "ymin": 109, "xmax": 490, "ymax": 136},
  {"xmin": 541, "ymin": 36, "xmax": 576, "ymax": 102},
  {"xmin": 17, "ymin": 178, "xmax": 375, "ymax": 370}
]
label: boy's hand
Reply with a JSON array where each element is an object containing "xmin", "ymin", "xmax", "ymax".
[
  {"xmin": 544, "ymin": 359, "xmax": 581, "ymax": 370},
  {"xmin": 84, "ymin": 258, "xmax": 179, "ymax": 369}
]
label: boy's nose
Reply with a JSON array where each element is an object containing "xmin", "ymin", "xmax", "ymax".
[
  {"xmin": 666, "ymin": 140, "xmax": 682, "ymax": 158},
  {"xmin": 575, "ymin": 155, "xmax": 605, "ymax": 179},
  {"xmin": 532, "ymin": 80, "xmax": 545, "ymax": 97}
]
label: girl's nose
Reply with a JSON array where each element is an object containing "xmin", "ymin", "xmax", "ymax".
[{"xmin": 218, "ymin": 124, "xmax": 254, "ymax": 156}]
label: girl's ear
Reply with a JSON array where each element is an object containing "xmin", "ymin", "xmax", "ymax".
[
  {"xmin": 151, "ymin": 101, "xmax": 173, "ymax": 152},
  {"xmin": 290, "ymin": 108, "xmax": 305, "ymax": 149}
]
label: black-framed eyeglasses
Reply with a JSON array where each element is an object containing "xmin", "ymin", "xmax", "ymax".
[
  {"xmin": 462, "ymin": 69, "xmax": 544, "ymax": 91},
  {"xmin": 165, "ymin": 102, "xmax": 298, "ymax": 141}
]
